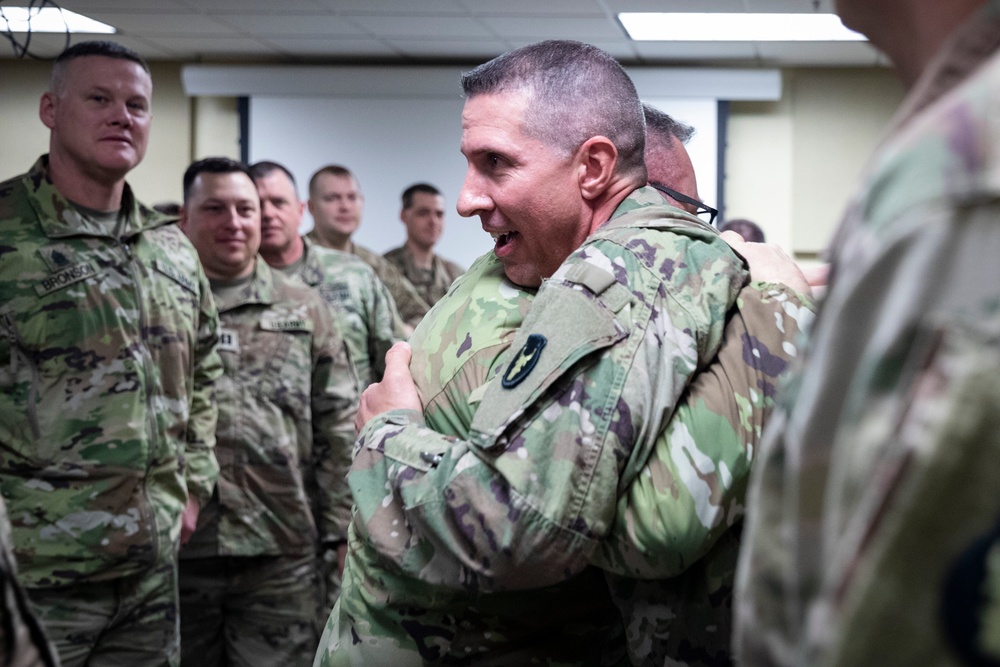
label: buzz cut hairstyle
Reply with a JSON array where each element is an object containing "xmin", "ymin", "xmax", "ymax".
[
  {"xmin": 401, "ymin": 183, "xmax": 442, "ymax": 210},
  {"xmin": 461, "ymin": 40, "xmax": 646, "ymax": 182},
  {"xmin": 50, "ymin": 41, "xmax": 149, "ymax": 94},
  {"xmin": 309, "ymin": 164, "xmax": 359, "ymax": 198},
  {"xmin": 642, "ymin": 104, "xmax": 696, "ymax": 145},
  {"xmin": 249, "ymin": 160, "xmax": 298, "ymax": 189},
  {"xmin": 182, "ymin": 157, "xmax": 254, "ymax": 203}
]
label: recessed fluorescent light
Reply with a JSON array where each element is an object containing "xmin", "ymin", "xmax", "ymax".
[
  {"xmin": 1, "ymin": 6, "xmax": 116, "ymax": 34},
  {"xmin": 619, "ymin": 13, "xmax": 865, "ymax": 42}
]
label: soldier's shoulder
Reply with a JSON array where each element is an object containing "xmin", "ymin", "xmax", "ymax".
[
  {"xmin": 0, "ymin": 171, "xmax": 30, "ymax": 224},
  {"xmin": 312, "ymin": 245, "xmax": 379, "ymax": 281}
]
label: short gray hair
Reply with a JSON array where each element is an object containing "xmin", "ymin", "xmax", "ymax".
[{"xmin": 461, "ymin": 40, "xmax": 646, "ymax": 181}]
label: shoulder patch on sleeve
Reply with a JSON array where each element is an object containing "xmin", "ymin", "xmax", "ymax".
[{"xmin": 501, "ymin": 334, "xmax": 547, "ymax": 388}]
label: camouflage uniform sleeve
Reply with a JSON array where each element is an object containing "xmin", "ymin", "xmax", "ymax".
[
  {"xmin": 350, "ymin": 236, "xmax": 744, "ymax": 593},
  {"xmin": 735, "ymin": 205, "xmax": 1000, "ymax": 666},
  {"xmin": 184, "ymin": 266, "xmax": 223, "ymax": 507},
  {"xmin": 593, "ymin": 282, "xmax": 814, "ymax": 578},
  {"xmin": 310, "ymin": 301, "xmax": 361, "ymax": 547}
]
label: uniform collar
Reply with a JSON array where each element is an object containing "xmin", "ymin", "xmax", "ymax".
[{"xmin": 23, "ymin": 155, "xmax": 169, "ymax": 241}]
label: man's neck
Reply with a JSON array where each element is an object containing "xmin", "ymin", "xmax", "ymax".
[
  {"xmin": 47, "ymin": 151, "xmax": 126, "ymax": 212},
  {"xmin": 404, "ymin": 240, "xmax": 435, "ymax": 269},
  {"xmin": 870, "ymin": 0, "xmax": 985, "ymax": 88},
  {"xmin": 261, "ymin": 235, "xmax": 304, "ymax": 269},
  {"xmin": 588, "ymin": 179, "xmax": 642, "ymax": 236},
  {"xmin": 313, "ymin": 228, "xmax": 351, "ymax": 252}
]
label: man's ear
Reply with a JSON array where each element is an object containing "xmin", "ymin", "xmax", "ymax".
[
  {"xmin": 577, "ymin": 136, "xmax": 618, "ymax": 201},
  {"xmin": 178, "ymin": 206, "xmax": 189, "ymax": 233},
  {"xmin": 39, "ymin": 92, "xmax": 56, "ymax": 130}
]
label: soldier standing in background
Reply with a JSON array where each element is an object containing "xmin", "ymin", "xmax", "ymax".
[
  {"xmin": 177, "ymin": 158, "xmax": 357, "ymax": 666},
  {"xmin": 0, "ymin": 41, "xmax": 221, "ymax": 666},
  {"xmin": 383, "ymin": 183, "xmax": 464, "ymax": 308},
  {"xmin": 251, "ymin": 160, "xmax": 403, "ymax": 387},
  {"xmin": 306, "ymin": 165, "xmax": 430, "ymax": 331}
]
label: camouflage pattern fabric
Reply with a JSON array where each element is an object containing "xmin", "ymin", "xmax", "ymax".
[
  {"xmin": 180, "ymin": 259, "xmax": 358, "ymax": 663},
  {"xmin": 734, "ymin": 3, "xmax": 1000, "ymax": 665},
  {"xmin": 0, "ymin": 496, "xmax": 58, "ymax": 667},
  {"xmin": 346, "ymin": 242, "xmax": 430, "ymax": 329},
  {"xmin": 375, "ymin": 204, "xmax": 811, "ymax": 666},
  {"xmin": 291, "ymin": 236, "xmax": 404, "ymax": 386},
  {"xmin": 180, "ymin": 554, "xmax": 321, "ymax": 667},
  {"xmin": 0, "ymin": 156, "xmax": 221, "ymax": 665},
  {"xmin": 383, "ymin": 246, "xmax": 464, "ymax": 308},
  {"xmin": 317, "ymin": 187, "xmax": 763, "ymax": 665},
  {"xmin": 180, "ymin": 258, "xmax": 358, "ymax": 558},
  {"xmin": 30, "ymin": 554, "xmax": 178, "ymax": 667}
]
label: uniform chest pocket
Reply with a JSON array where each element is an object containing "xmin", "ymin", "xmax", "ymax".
[
  {"xmin": 247, "ymin": 318, "xmax": 314, "ymax": 413},
  {"xmin": 469, "ymin": 281, "xmax": 629, "ymax": 453}
]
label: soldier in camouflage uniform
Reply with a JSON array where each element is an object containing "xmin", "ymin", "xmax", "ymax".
[
  {"xmin": 0, "ymin": 496, "xmax": 59, "ymax": 667},
  {"xmin": 306, "ymin": 165, "xmax": 431, "ymax": 330},
  {"xmin": 317, "ymin": 41, "xmax": 812, "ymax": 666},
  {"xmin": 0, "ymin": 42, "xmax": 221, "ymax": 667},
  {"xmin": 251, "ymin": 160, "xmax": 405, "ymax": 388},
  {"xmin": 734, "ymin": 1, "xmax": 1000, "ymax": 665},
  {"xmin": 250, "ymin": 160, "xmax": 401, "ymax": 618},
  {"xmin": 383, "ymin": 183, "xmax": 464, "ymax": 308},
  {"xmin": 177, "ymin": 159, "xmax": 358, "ymax": 666}
]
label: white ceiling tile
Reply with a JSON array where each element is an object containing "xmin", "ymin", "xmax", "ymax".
[
  {"xmin": 213, "ymin": 14, "xmax": 359, "ymax": 36},
  {"xmin": 348, "ymin": 15, "xmax": 492, "ymax": 38},
  {"xmin": 606, "ymin": 0, "xmax": 746, "ymax": 12},
  {"xmin": 265, "ymin": 37, "xmax": 400, "ymax": 58},
  {"xmin": 90, "ymin": 12, "xmax": 238, "ymax": 36},
  {"xmin": 318, "ymin": 0, "xmax": 465, "ymax": 12},
  {"xmin": 62, "ymin": 0, "xmax": 192, "ymax": 11},
  {"xmin": 481, "ymin": 17, "xmax": 626, "ymax": 40},
  {"xmin": 139, "ymin": 36, "xmax": 284, "ymax": 57},
  {"xmin": 182, "ymin": 0, "xmax": 327, "ymax": 10},
  {"xmin": 458, "ymin": 0, "xmax": 606, "ymax": 16},
  {"xmin": 390, "ymin": 39, "xmax": 510, "ymax": 59},
  {"xmin": 743, "ymin": 0, "xmax": 838, "ymax": 12}
]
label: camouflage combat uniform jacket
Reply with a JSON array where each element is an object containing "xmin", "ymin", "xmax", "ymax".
[
  {"xmin": 290, "ymin": 237, "xmax": 404, "ymax": 386},
  {"xmin": 0, "ymin": 157, "xmax": 221, "ymax": 589},
  {"xmin": 346, "ymin": 242, "xmax": 430, "ymax": 329},
  {"xmin": 735, "ymin": 3, "xmax": 1000, "ymax": 666},
  {"xmin": 181, "ymin": 259, "xmax": 358, "ymax": 560},
  {"xmin": 318, "ymin": 187, "xmax": 773, "ymax": 665},
  {"xmin": 383, "ymin": 246, "xmax": 464, "ymax": 308}
]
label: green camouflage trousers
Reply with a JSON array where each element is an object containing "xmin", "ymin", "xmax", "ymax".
[
  {"xmin": 179, "ymin": 554, "xmax": 320, "ymax": 667},
  {"xmin": 28, "ymin": 555, "xmax": 179, "ymax": 667}
]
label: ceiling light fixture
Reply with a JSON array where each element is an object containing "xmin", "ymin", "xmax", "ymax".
[
  {"xmin": 1, "ymin": 6, "xmax": 116, "ymax": 34},
  {"xmin": 619, "ymin": 13, "xmax": 865, "ymax": 42}
]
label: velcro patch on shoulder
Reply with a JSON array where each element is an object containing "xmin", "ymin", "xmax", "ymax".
[
  {"xmin": 469, "ymin": 283, "xmax": 626, "ymax": 451},
  {"xmin": 565, "ymin": 262, "xmax": 616, "ymax": 295}
]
